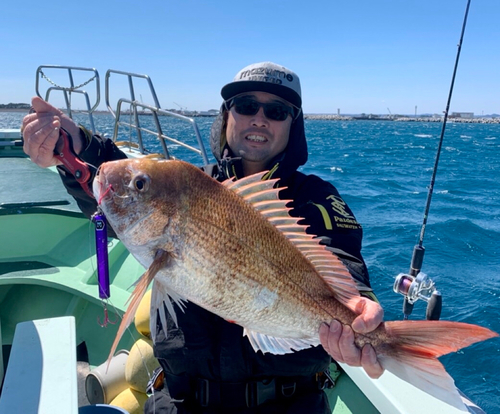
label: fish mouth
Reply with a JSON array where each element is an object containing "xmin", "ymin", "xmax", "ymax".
[
  {"xmin": 93, "ymin": 168, "xmax": 114, "ymax": 201},
  {"xmin": 93, "ymin": 166, "xmax": 137, "ymax": 206},
  {"xmin": 92, "ymin": 169, "xmax": 104, "ymax": 201},
  {"xmin": 93, "ymin": 166, "xmax": 122, "ymax": 204}
]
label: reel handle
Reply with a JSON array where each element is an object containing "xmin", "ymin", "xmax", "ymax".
[{"xmin": 425, "ymin": 291, "xmax": 442, "ymax": 320}]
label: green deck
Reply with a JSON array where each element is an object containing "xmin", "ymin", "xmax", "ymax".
[{"xmin": 0, "ymin": 152, "xmax": 144, "ymax": 366}]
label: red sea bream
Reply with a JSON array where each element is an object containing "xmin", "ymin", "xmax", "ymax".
[{"xmin": 93, "ymin": 158, "xmax": 497, "ymax": 411}]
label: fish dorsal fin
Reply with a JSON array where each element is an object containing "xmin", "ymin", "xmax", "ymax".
[
  {"xmin": 223, "ymin": 171, "xmax": 360, "ymax": 310},
  {"xmin": 223, "ymin": 171, "xmax": 277, "ymax": 190}
]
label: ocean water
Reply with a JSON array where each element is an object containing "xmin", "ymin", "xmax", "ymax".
[{"xmin": 2, "ymin": 112, "xmax": 499, "ymax": 412}]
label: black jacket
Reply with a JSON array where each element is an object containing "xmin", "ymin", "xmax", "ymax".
[{"xmin": 58, "ymin": 112, "xmax": 372, "ymax": 413}]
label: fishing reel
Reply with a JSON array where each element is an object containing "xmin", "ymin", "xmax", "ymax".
[{"xmin": 393, "ymin": 272, "xmax": 442, "ymax": 320}]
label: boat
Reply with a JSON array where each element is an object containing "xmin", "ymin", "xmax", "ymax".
[{"xmin": 0, "ymin": 65, "xmax": 487, "ymax": 413}]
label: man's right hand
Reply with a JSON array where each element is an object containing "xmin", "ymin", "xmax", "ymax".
[
  {"xmin": 22, "ymin": 97, "xmax": 84, "ymax": 168},
  {"xmin": 319, "ymin": 298, "xmax": 384, "ymax": 379}
]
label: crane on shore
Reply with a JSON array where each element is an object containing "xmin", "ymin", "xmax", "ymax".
[{"xmin": 173, "ymin": 102, "xmax": 186, "ymax": 113}]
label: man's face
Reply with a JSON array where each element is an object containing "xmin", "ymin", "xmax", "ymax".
[{"xmin": 225, "ymin": 91, "xmax": 294, "ymax": 176}]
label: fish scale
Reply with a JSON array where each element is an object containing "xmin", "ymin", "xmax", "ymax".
[{"xmin": 178, "ymin": 215, "xmax": 330, "ymax": 338}]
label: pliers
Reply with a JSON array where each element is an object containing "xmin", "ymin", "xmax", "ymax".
[{"xmin": 54, "ymin": 127, "xmax": 96, "ymax": 199}]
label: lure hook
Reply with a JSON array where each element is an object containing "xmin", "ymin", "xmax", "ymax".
[{"xmin": 98, "ymin": 301, "xmax": 118, "ymax": 327}]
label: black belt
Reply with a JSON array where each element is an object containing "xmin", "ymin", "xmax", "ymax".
[{"xmin": 165, "ymin": 372, "xmax": 321, "ymax": 409}]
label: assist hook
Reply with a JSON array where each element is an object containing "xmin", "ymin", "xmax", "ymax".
[{"xmin": 97, "ymin": 301, "xmax": 118, "ymax": 327}]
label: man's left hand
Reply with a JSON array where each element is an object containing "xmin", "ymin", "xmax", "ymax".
[{"xmin": 319, "ymin": 298, "xmax": 384, "ymax": 379}]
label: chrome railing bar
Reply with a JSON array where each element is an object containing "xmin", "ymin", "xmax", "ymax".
[
  {"xmin": 120, "ymin": 99, "xmax": 208, "ymax": 161},
  {"xmin": 35, "ymin": 65, "xmax": 100, "ymax": 134}
]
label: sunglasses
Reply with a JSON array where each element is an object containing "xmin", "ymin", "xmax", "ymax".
[{"xmin": 225, "ymin": 96, "xmax": 298, "ymax": 121}]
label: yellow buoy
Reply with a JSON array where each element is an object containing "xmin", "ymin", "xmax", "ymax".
[
  {"xmin": 109, "ymin": 387, "xmax": 148, "ymax": 414},
  {"xmin": 134, "ymin": 289, "xmax": 152, "ymax": 338},
  {"xmin": 125, "ymin": 338, "xmax": 160, "ymax": 393}
]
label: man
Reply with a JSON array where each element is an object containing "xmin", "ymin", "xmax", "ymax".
[{"xmin": 23, "ymin": 62, "xmax": 383, "ymax": 413}]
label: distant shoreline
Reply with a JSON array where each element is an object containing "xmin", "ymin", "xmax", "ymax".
[
  {"xmin": 303, "ymin": 114, "xmax": 500, "ymax": 124},
  {"xmin": 0, "ymin": 108, "xmax": 30, "ymax": 113},
  {"xmin": 1, "ymin": 108, "xmax": 498, "ymax": 124}
]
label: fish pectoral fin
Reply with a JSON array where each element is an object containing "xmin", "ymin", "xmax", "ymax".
[
  {"xmin": 243, "ymin": 328, "xmax": 320, "ymax": 355},
  {"xmin": 150, "ymin": 278, "xmax": 188, "ymax": 343},
  {"xmin": 107, "ymin": 249, "xmax": 172, "ymax": 367}
]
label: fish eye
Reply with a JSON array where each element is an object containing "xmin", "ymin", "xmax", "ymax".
[{"xmin": 132, "ymin": 174, "xmax": 150, "ymax": 192}]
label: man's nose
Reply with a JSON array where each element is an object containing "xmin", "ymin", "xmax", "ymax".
[{"xmin": 251, "ymin": 107, "xmax": 268, "ymax": 126}]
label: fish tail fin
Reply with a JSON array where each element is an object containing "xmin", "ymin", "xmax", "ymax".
[
  {"xmin": 106, "ymin": 249, "xmax": 171, "ymax": 369},
  {"xmin": 379, "ymin": 320, "xmax": 498, "ymax": 410}
]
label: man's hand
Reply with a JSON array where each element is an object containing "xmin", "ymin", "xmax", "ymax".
[
  {"xmin": 319, "ymin": 298, "xmax": 384, "ymax": 379},
  {"xmin": 22, "ymin": 97, "xmax": 83, "ymax": 168}
]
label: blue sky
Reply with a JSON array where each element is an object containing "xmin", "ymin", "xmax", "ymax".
[{"xmin": 1, "ymin": 0, "xmax": 498, "ymax": 115}]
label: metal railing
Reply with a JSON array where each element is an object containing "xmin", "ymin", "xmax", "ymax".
[
  {"xmin": 34, "ymin": 65, "xmax": 210, "ymax": 165},
  {"xmin": 35, "ymin": 65, "xmax": 100, "ymax": 134},
  {"xmin": 105, "ymin": 69, "xmax": 209, "ymax": 164}
]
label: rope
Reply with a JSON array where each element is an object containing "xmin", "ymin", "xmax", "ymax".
[{"xmin": 39, "ymin": 69, "xmax": 97, "ymax": 91}]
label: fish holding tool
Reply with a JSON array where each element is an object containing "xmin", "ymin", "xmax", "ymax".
[{"xmin": 54, "ymin": 126, "xmax": 96, "ymax": 198}]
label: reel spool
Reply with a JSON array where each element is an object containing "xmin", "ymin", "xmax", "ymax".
[{"xmin": 394, "ymin": 272, "xmax": 442, "ymax": 320}]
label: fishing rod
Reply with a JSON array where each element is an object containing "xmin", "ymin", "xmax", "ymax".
[{"xmin": 393, "ymin": 0, "xmax": 472, "ymax": 320}]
